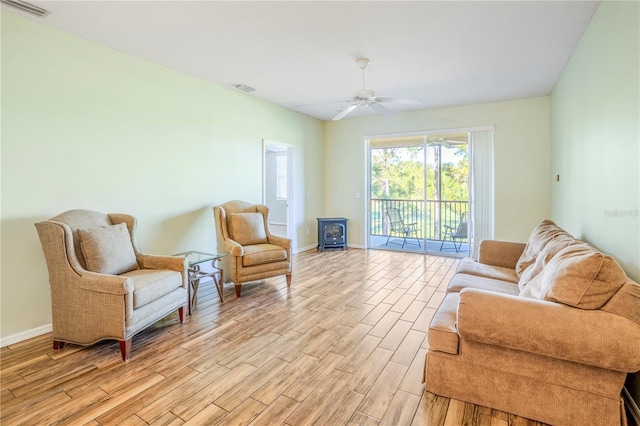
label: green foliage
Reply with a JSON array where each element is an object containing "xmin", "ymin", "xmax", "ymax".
[{"xmin": 371, "ymin": 145, "xmax": 468, "ymax": 201}]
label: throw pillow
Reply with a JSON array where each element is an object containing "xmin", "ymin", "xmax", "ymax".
[
  {"xmin": 227, "ymin": 212, "xmax": 268, "ymax": 246},
  {"xmin": 520, "ymin": 243, "xmax": 627, "ymax": 309},
  {"xmin": 515, "ymin": 219, "xmax": 569, "ymax": 277},
  {"xmin": 78, "ymin": 222, "xmax": 139, "ymax": 275},
  {"xmin": 518, "ymin": 232, "xmax": 576, "ymax": 290}
]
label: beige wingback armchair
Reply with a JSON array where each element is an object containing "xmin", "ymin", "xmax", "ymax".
[
  {"xmin": 35, "ymin": 209, "xmax": 188, "ymax": 361},
  {"xmin": 213, "ymin": 200, "xmax": 292, "ymax": 297}
]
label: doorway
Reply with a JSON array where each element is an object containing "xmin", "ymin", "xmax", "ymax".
[
  {"xmin": 367, "ymin": 132, "xmax": 471, "ymax": 256},
  {"xmin": 263, "ymin": 140, "xmax": 293, "ymax": 241}
]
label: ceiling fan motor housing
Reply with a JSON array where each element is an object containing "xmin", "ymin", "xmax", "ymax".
[{"xmin": 354, "ymin": 89, "xmax": 376, "ymax": 103}]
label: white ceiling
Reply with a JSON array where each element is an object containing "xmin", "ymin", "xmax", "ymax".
[{"xmin": 3, "ymin": 0, "xmax": 599, "ymax": 121}]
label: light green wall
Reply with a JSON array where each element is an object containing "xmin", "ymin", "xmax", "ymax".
[
  {"xmin": 550, "ymin": 0, "xmax": 640, "ymax": 407},
  {"xmin": 325, "ymin": 97, "xmax": 552, "ymax": 246},
  {"xmin": 551, "ymin": 1, "xmax": 639, "ymax": 281},
  {"xmin": 0, "ymin": 11, "xmax": 325, "ymax": 341}
]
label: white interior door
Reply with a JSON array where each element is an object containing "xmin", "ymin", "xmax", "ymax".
[{"xmin": 263, "ymin": 140, "xmax": 293, "ymax": 240}]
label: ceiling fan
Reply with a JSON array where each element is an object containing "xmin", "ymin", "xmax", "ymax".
[{"xmin": 332, "ymin": 58, "xmax": 421, "ymax": 121}]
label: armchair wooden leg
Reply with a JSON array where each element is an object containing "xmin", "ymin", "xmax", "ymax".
[
  {"xmin": 235, "ymin": 283, "xmax": 242, "ymax": 298},
  {"xmin": 178, "ymin": 305, "xmax": 186, "ymax": 323},
  {"xmin": 53, "ymin": 340, "xmax": 65, "ymax": 350},
  {"xmin": 286, "ymin": 274, "xmax": 292, "ymax": 287},
  {"xmin": 119, "ymin": 338, "xmax": 132, "ymax": 362}
]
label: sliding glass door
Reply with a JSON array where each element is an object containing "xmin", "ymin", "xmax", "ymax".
[{"xmin": 368, "ymin": 132, "xmax": 472, "ymax": 256}]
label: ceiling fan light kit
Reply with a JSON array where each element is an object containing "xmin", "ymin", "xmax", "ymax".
[{"xmin": 332, "ymin": 57, "xmax": 421, "ymax": 121}]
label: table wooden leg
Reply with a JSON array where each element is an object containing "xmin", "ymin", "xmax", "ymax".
[
  {"xmin": 187, "ymin": 275, "xmax": 193, "ymax": 315},
  {"xmin": 191, "ymin": 278, "xmax": 200, "ymax": 310},
  {"xmin": 213, "ymin": 272, "xmax": 224, "ymax": 303},
  {"xmin": 213, "ymin": 259, "xmax": 224, "ymax": 303}
]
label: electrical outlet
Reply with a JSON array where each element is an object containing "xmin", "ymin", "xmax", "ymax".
[{"xmin": 306, "ymin": 228, "xmax": 310, "ymax": 235}]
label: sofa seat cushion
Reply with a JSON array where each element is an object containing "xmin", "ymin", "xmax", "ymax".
[
  {"xmin": 242, "ymin": 244, "xmax": 287, "ymax": 267},
  {"xmin": 520, "ymin": 243, "xmax": 628, "ymax": 309},
  {"xmin": 456, "ymin": 258, "xmax": 518, "ymax": 284},
  {"xmin": 428, "ymin": 293, "xmax": 460, "ymax": 355},
  {"xmin": 448, "ymin": 273, "xmax": 520, "ymax": 296},
  {"xmin": 121, "ymin": 269, "xmax": 182, "ymax": 309}
]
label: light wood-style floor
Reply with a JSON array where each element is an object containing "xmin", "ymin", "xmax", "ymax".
[{"xmin": 1, "ymin": 248, "xmax": 549, "ymax": 425}]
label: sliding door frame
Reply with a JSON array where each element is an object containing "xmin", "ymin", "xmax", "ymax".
[{"xmin": 365, "ymin": 126, "xmax": 494, "ymax": 257}]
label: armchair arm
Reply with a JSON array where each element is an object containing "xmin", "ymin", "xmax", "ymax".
[
  {"xmin": 457, "ymin": 288, "xmax": 640, "ymax": 372},
  {"xmin": 137, "ymin": 253, "xmax": 187, "ymax": 272},
  {"xmin": 79, "ymin": 271, "xmax": 131, "ymax": 294},
  {"xmin": 477, "ymin": 240, "xmax": 526, "ymax": 269},
  {"xmin": 77, "ymin": 271, "xmax": 135, "ymax": 323},
  {"xmin": 224, "ymin": 239, "xmax": 244, "ymax": 256},
  {"xmin": 137, "ymin": 254, "xmax": 188, "ymax": 289},
  {"xmin": 268, "ymin": 235, "xmax": 292, "ymax": 249}
]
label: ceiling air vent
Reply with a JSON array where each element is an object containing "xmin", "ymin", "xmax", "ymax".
[
  {"xmin": 233, "ymin": 83, "xmax": 256, "ymax": 93},
  {"xmin": 1, "ymin": 0, "xmax": 49, "ymax": 16}
]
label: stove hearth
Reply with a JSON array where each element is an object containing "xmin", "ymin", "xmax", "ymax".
[{"xmin": 317, "ymin": 217, "xmax": 348, "ymax": 251}]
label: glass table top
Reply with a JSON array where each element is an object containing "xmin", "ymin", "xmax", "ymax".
[{"xmin": 173, "ymin": 251, "xmax": 226, "ymax": 266}]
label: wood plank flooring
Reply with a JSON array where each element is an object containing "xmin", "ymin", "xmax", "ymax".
[{"xmin": 1, "ymin": 248, "xmax": 548, "ymax": 425}]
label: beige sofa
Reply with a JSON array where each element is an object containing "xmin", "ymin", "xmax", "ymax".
[{"xmin": 424, "ymin": 220, "xmax": 640, "ymax": 426}]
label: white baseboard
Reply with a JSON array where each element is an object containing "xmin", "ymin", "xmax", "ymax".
[
  {"xmin": 1, "ymin": 323, "xmax": 52, "ymax": 348},
  {"xmin": 294, "ymin": 244, "xmax": 317, "ymax": 254},
  {"xmin": 295, "ymin": 243, "xmax": 364, "ymax": 253}
]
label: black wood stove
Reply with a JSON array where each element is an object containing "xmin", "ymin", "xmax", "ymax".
[{"xmin": 317, "ymin": 217, "xmax": 348, "ymax": 251}]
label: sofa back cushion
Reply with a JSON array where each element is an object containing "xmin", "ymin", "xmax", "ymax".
[
  {"xmin": 518, "ymin": 232, "xmax": 576, "ymax": 290},
  {"xmin": 520, "ymin": 243, "xmax": 627, "ymax": 309},
  {"xmin": 601, "ymin": 281, "xmax": 640, "ymax": 325},
  {"xmin": 516, "ymin": 220, "xmax": 569, "ymax": 277}
]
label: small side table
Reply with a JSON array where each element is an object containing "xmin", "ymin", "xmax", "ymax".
[{"xmin": 174, "ymin": 251, "xmax": 226, "ymax": 314}]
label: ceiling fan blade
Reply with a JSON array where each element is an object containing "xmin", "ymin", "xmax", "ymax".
[
  {"xmin": 332, "ymin": 104, "xmax": 358, "ymax": 121},
  {"xmin": 376, "ymin": 97, "xmax": 422, "ymax": 105},
  {"xmin": 369, "ymin": 102, "xmax": 394, "ymax": 116}
]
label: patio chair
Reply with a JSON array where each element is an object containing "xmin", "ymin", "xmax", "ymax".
[
  {"xmin": 440, "ymin": 212, "xmax": 468, "ymax": 253},
  {"xmin": 385, "ymin": 207, "xmax": 421, "ymax": 248}
]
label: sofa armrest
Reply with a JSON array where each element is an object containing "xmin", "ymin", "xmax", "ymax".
[
  {"xmin": 457, "ymin": 288, "xmax": 640, "ymax": 372},
  {"xmin": 477, "ymin": 240, "xmax": 526, "ymax": 269}
]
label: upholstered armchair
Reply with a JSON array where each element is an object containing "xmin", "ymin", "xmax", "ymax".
[
  {"xmin": 35, "ymin": 209, "xmax": 188, "ymax": 361},
  {"xmin": 213, "ymin": 200, "xmax": 292, "ymax": 297}
]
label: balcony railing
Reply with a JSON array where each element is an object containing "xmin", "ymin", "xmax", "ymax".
[{"xmin": 371, "ymin": 198, "xmax": 468, "ymax": 241}]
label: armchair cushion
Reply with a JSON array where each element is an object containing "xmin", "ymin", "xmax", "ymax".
[
  {"xmin": 120, "ymin": 269, "xmax": 183, "ymax": 309},
  {"xmin": 242, "ymin": 244, "xmax": 288, "ymax": 267},
  {"xmin": 227, "ymin": 213, "xmax": 268, "ymax": 246},
  {"xmin": 78, "ymin": 223, "xmax": 138, "ymax": 275}
]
